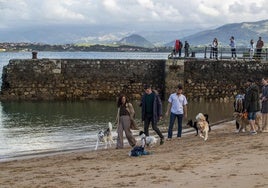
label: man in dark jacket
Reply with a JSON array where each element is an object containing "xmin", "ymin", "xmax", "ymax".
[
  {"xmin": 244, "ymin": 79, "xmax": 260, "ymax": 134},
  {"xmin": 184, "ymin": 41, "xmax": 190, "ymax": 57},
  {"xmin": 141, "ymin": 84, "xmax": 164, "ymax": 145}
]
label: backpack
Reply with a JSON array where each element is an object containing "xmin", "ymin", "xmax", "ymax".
[
  {"xmin": 129, "ymin": 146, "xmax": 150, "ymax": 157},
  {"xmin": 130, "ymin": 146, "xmax": 145, "ymax": 157},
  {"xmin": 175, "ymin": 40, "xmax": 180, "ymax": 52}
]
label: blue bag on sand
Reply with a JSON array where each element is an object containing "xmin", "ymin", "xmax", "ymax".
[{"xmin": 129, "ymin": 146, "xmax": 150, "ymax": 157}]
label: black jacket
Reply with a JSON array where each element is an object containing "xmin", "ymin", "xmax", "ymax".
[{"xmin": 244, "ymin": 83, "xmax": 260, "ymax": 112}]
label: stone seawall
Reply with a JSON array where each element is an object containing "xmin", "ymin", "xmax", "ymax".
[
  {"xmin": 166, "ymin": 59, "xmax": 268, "ymax": 102},
  {"xmin": 0, "ymin": 59, "xmax": 165, "ymax": 101},
  {"xmin": 0, "ymin": 58, "xmax": 267, "ymax": 101}
]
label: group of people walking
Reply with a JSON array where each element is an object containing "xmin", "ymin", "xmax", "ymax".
[
  {"xmin": 115, "ymin": 84, "xmax": 188, "ymax": 149},
  {"xmin": 115, "ymin": 76, "xmax": 268, "ymax": 149}
]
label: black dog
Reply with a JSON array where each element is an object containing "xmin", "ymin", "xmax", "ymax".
[
  {"xmin": 186, "ymin": 119, "xmax": 198, "ymax": 136},
  {"xmin": 204, "ymin": 114, "xmax": 210, "ymax": 124},
  {"xmin": 186, "ymin": 114, "xmax": 211, "ymax": 136}
]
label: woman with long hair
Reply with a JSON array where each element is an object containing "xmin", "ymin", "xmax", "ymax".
[{"xmin": 115, "ymin": 94, "xmax": 137, "ymax": 149}]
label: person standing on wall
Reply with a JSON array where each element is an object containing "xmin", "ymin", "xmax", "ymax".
[
  {"xmin": 229, "ymin": 36, "xmax": 237, "ymax": 60},
  {"xmin": 174, "ymin": 39, "xmax": 183, "ymax": 57},
  {"xmin": 140, "ymin": 84, "xmax": 164, "ymax": 145},
  {"xmin": 212, "ymin": 38, "xmax": 218, "ymax": 60},
  {"xmin": 184, "ymin": 41, "xmax": 190, "ymax": 57},
  {"xmin": 165, "ymin": 84, "xmax": 188, "ymax": 140},
  {"xmin": 261, "ymin": 77, "xmax": 268, "ymax": 132},
  {"xmin": 249, "ymin": 39, "xmax": 255, "ymax": 60},
  {"xmin": 256, "ymin": 37, "xmax": 264, "ymax": 59},
  {"xmin": 244, "ymin": 79, "xmax": 260, "ymax": 135}
]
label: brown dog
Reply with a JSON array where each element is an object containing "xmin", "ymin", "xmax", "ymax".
[{"xmin": 233, "ymin": 112, "xmax": 262, "ymax": 133}]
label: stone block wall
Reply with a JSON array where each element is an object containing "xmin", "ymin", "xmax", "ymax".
[
  {"xmin": 0, "ymin": 59, "xmax": 165, "ymax": 101},
  {"xmin": 164, "ymin": 59, "xmax": 185, "ymax": 96},
  {"xmin": 183, "ymin": 60, "xmax": 268, "ymax": 101},
  {"xmin": 1, "ymin": 58, "xmax": 267, "ymax": 101}
]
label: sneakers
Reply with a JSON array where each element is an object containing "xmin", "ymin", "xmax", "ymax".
[
  {"xmin": 262, "ymin": 130, "xmax": 268, "ymax": 133},
  {"xmin": 250, "ymin": 131, "xmax": 257, "ymax": 135},
  {"xmin": 235, "ymin": 129, "xmax": 245, "ymax": 133},
  {"xmin": 160, "ymin": 138, "xmax": 164, "ymax": 145}
]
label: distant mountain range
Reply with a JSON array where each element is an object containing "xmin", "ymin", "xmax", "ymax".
[
  {"xmin": 117, "ymin": 20, "xmax": 268, "ymax": 47},
  {"xmin": 178, "ymin": 19, "xmax": 268, "ymax": 47},
  {"xmin": 1, "ymin": 20, "xmax": 267, "ymax": 47}
]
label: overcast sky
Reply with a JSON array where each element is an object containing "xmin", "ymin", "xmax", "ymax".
[{"xmin": 1, "ymin": 0, "xmax": 268, "ymax": 33}]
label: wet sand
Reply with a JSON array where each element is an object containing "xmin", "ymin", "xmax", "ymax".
[{"xmin": 0, "ymin": 121, "xmax": 267, "ymax": 188}]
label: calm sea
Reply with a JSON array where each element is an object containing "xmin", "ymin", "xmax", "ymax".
[{"xmin": 0, "ymin": 52, "xmax": 233, "ymax": 161}]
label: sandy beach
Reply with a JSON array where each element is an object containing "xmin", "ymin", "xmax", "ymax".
[{"xmin": 0, "ymin": 121, "xmax": 267, "ymax": 188}]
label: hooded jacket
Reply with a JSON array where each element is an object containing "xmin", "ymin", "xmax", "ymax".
[
  {"xmin": 141, "ymin": 90, "xmax": 162, "ymax": 125},
  {"xmin": 244, "ymin": 83, "xmax": 260, "ymax": 112}
]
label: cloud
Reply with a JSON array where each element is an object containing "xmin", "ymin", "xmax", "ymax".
[
  {"xmin": 0, "ymin": 0, "xmax": 267, "ymax": 32},
  {"xmin": 198, "ymin": 3, "xmax": 220, "ymax": 17},
  {"xmin": 102, "ymin": 0, "xmax": 120, "ymax": 12},
  {"xmin": 41, "ymin": 0, "xmax": 85, "ymax": 22}
]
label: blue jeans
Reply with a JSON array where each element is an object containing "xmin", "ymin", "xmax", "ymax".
[
  {"xmin": 168, "ymin": 112, "xmax": 183, "ymax": 138},
  {"xmin": 248, "ymin": 112, "xmax": 257, "ymax": 120}
]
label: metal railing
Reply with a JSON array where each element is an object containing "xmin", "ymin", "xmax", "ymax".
[
  {"xmin": 168, "ymin": 47, "xmax": 268, "ymax": 61},
  {"xmin": 204, "ymin": 46, "xmax": 268, "ymax": 61}
]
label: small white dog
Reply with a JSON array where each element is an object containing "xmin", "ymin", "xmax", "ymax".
[
  {"xmin": 139, "ymin": 131, "xmax": 157, "ymax": 147},
  {"xmin": 95, "ymin": 122, "xmax": 114, "ymax": 150},
  {"xmin": 196, "ymin": 113, "xmax": 210, "ymax": 141}
]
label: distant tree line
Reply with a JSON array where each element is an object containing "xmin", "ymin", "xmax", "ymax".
[{"xmin": 0, "ymin": 43, "xmax": 174, "ymax": 52}]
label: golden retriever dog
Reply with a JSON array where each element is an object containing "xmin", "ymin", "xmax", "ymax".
[
  {"xmin": 233, "ymin": 112, "xmax": 262, "ymax": 133},
  {"xmin": 195, "ymin": 113, "xmax": 210, "ymax": 141}
]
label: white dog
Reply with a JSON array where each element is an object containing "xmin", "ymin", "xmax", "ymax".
[
  {"xmin": 95, "ymin": 122, "xmax": 114, "ymax": 150},
  {"xmin": 196, "ymin": 113, "xmax": 210, "ymax": 141},
  {"xmin": 139, "ymin": 131, "xmax": 157, "ymax": 147}
]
